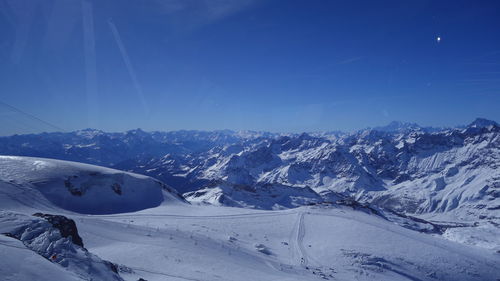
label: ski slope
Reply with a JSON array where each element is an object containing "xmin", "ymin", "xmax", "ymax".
[
  {"xmin": 1, "ymin": 156, "xmax": 499, "ymax": 281},
  {"xmin": 76, "ymin": 204, "xmax": 500, "ymax": 281}
]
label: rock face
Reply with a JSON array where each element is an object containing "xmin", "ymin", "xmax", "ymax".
[
  {"xmin": 32, "ymin": 213, "xmax": 84, "ymax": 247},
  {"xmin": 0, "ymin": 211, "xmax": 123, "ymax": 281}
]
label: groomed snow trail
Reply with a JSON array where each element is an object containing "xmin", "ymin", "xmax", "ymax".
[{"xmin": 290, "ymin": 211, "xmax": 312, "ymax": 267}]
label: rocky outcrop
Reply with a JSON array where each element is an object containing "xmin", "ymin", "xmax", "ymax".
[
  {"xmin": 0, "ymin": 212, "xmax": 123, "ymax": 281},
  {"xmin": 32, "ymin": 213, "xmax": 84, "ymax": 247}
]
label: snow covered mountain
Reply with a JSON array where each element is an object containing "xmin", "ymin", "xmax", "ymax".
[
  {"xmin": 174, "ymin": 119, "xmax": 500, "ymax": 249},
  {"xmin": 0, "ymin": 129, "xmax": 272, "ymax": 167},
  {"xmin": 102, "ymin": 119, "xmax": 498, "ymax": 222},
  {"xmin": 0, "ymin": 119, "xmax": 499, "ymax": 249},
  {"xmin": 1, "ymin": 156, "xmax": 499, "ymax": 281}
]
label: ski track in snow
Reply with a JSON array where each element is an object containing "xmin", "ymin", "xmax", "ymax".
[
  {"xmin": 93, "ymin": 211, "xmax": 290, "ymax": 220},
  {"xmin": 289, "ymin": 211, "xmax": 321, "ymax": 268},
  {"xmin": 129, "ymin": 266, "xmax": 201, "ymax": 281},
  {"xmin": 292, "ymin": 211, "xmax": 308, "ymax": 267}
]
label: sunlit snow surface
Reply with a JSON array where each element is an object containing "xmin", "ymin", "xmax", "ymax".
[
  {"xmin": 0, "ymin": 156, "xmax": 183, "ymax": 214},
  {"xmin": 1, "ymin": 156, "xmax": 499, "ymax": 281}
]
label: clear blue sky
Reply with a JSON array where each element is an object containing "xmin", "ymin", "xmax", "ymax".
[{"xmin": 1, "ymin": 0, "xmax": 499, "ymax": 135}]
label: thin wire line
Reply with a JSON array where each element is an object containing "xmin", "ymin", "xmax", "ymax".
[{"xmin": 0, "ymin": 101, "xmax": 66, "ymax": 132}]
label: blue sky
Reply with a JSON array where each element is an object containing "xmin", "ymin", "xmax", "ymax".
[{"xmin": 1, "ymin": 0, "xmax": 499, "ymax": 135}]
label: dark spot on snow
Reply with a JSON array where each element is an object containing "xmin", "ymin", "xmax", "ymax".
[
  {"xmin": 254, "ymin": 243, "xmax": 272, "ymax": 255},
  {"xmin": 64, "ymin": 179, "xmax": 72, "ymax": 188},
  {"xmin": 111, "ymin": 183, "xmax": 122, "ymax": 195},
  {"xmin": 64, "ymin": 177, "xmax": 84, "ymax": 196}
]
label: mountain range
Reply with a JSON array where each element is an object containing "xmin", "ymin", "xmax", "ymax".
[{"xmin": 1, "ymin": 118, "xmax": 499, "ymax": 250}]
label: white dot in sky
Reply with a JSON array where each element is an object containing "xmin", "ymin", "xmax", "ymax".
[{"xmin": 437, "ymin": 36, "xmax": 441, "ymax": 42}]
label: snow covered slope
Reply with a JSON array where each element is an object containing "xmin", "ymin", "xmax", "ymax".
[
  {"xmin": 72, "ymin": 204, "xmax": 500, "ymax": 281},
  {"xmin": 1, "ymin": 156, "xmax": 499, "ymax": 281},
  {"xmin": 0, "ymin": 156, "xmax": 185, "ymax": 214},
  {"xmin": 5, "ymin": 204, "xmax": 500, "ymax": 281}
]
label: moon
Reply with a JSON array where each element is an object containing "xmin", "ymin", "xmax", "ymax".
[{"xmin": 436, "ymin": 36, "xmax": 441, "ymax": 43}]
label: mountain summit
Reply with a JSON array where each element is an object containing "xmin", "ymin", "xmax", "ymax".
[
  {"xmin": 467, "ymin": 118, "xmax": 499, "ymax": 128},
  {"xmin": 371, "ymin": 121, "xmax": 423, "ymax": 132}
]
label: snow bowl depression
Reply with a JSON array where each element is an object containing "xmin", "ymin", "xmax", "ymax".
[{"xmin": 0, "ymin": 156, "xmax": 181, "ymax": 214}]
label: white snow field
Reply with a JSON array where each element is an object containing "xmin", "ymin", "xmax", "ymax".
[{"xmin": 1, "ymin": 156, "xmax": 499, "ymax": 281}]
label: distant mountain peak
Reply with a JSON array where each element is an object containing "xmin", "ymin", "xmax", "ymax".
[
  {"xmin": 75, "ymin": 128, "xmax": 104, "ymax": 138},
  {"xmin": 467, "ymin": 118, "xmax": 498, "ymax": 128},
  {"xmin": 372, "ymin": 121, "xmax": 422, "ymax": 132},
  {"xmin": 125, "ymin": 128, "xmax": 150, "ymax": 137}
]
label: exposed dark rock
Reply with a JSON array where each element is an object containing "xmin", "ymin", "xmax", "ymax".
[
  {"xmin": 104, "ymin": 260, "xmax": 119, "ymax": 274},
  {"xmin": 33, "ymin": 213, "xmax": 84, "ymax": 247},
  {"xmin": 111, "ymin": 183, "xmax": 122, "ymax": 195},
  {"xmin": 2, "ymin": 232, "xmax": 16, "ymax": 239},
  {"xmin": 2, "ymin": 212, "xmax": 124, "ymax": 281},
  {"xmin": 336, "ymin": 199, "xmax": 385, "ymax": 218},
  {"xmin": 64, "ymin": 178, "xmax": 83, "ymax": 196}
]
